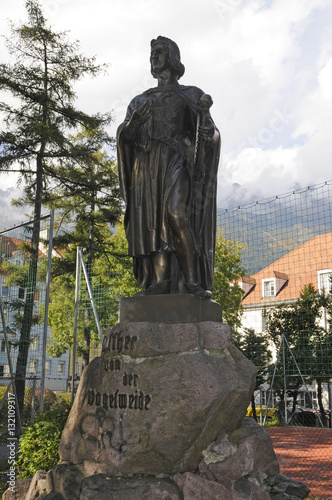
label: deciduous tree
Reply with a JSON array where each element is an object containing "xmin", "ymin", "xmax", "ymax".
[
  {"xmin": 234, "ymin": 328, "xmax": 271, "ymax": 421},
  {"xmin": 213, "ymin": 229, "xmax": 246, "ymax": 330}
]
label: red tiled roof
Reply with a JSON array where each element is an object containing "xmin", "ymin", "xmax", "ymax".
[
  {"xmin": 0, "ymin": 235, "xmax": 44, "ymax": 259},
  {"xmin": 242, "ymin": 233, "xmax": 332, "ymax": 306}
]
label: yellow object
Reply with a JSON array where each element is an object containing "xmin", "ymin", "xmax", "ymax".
[{"xmin": 246, "ymin": 406, "xmax": 276, "ymax": 418}]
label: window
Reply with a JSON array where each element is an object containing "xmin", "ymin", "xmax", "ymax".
[
  {"xmin": 0, "ymin": 340, "xmax": 10, "ymax": 353},
  {"xmin": 263, "ymin": 279, "xmax": 276, "ymax": 298},
  {"xmin": 1, "ymin": 286, "xmax": 8, "ymax": 297},
  {"xmin": 260, "ymin": 390, "xmax": 276, "ymax": 407},
  {"xmin": 29, "ymin": 360, "xmax": 38, "ymax": 374},
  {"xmin": 299, "ymin": 391, "xmax": 317, "ymax": 408},
  {"xmin": 57, "ymin": 361, "xmax": 65, "ymax": 375},
  {"xmin": 31, "ymin": 337, "xmax": 38, "ymax": 350},
  {"xmin": 18, "ymin": 287, "xmax": 25, "ymax": 299},
  {"xmin": 45, "ymin": 360, "xmax": 51, "ymax": 375},
  {"xmin": 0, "ymin": 365, "xmax": 4, "ymax": 377},
  {"xmin": 318, "ymin": 270, "xmax": 332, "ymax": 293}
]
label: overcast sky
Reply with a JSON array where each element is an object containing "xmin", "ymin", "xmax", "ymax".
[{"xmin": 1, "ymin": 0, "xmax": 332, "ymax": 229}]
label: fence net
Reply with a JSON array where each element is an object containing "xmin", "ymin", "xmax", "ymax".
[
  {"xmin": 218, "ymin": 180, "xmax": 332, "ymax": 499},
  {"xmin": 68, "ymin": 181, "xmax": 332, "ymax": 497},
  {"xmin": 1, "ymin": 181, "xmax": 332, "ymax": 497},
  {"xmin": 0, "ymin": 215, "xmax": 69, "ymax": 431}
]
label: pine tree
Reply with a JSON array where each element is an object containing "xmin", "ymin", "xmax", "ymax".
[
  {"xmin": 44, "ymin": 127, "xmax": 122, "ymax": 365},
  {"xmin": 0, "ymin": 0, "xmax": 112, "ymax": 425}
]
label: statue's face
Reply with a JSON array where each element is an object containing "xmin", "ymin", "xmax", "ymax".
[{"xmin": 150, "ymin": 43, "xmax": 169, "ymax": 74}]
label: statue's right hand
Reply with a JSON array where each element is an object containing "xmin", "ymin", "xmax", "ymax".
[{"xmin": 131, "ymin": 100, "xmax": 152, "ymax": 126}]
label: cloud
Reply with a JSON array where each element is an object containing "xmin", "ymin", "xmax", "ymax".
[
  {"xmin": 0, "ymin": 0, "xmax": 332, "ymax": 223},
  {"xmin": 0, "ymin": 187, "xmax": 29, "ymax": 231},
  {"xmin": 212, "ymin": 0, "xmax": 332, "ymax": 204},
  {"xmin": 218, "ymin": 145, "xmax": 300, "ymax": 207}
]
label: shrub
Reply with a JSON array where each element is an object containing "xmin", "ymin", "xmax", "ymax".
[
  {"xmin": 56, "ymin": 392, "xmax": 72, "ymax": 403},
  {"xmin": 17, "ymin": 399, "xmax": 72, "ymax": 478},
  {"xmin": 0, "ymin": 386, "xmax": 58, "ymax": 429},
  {"xmin": 34, "ymin": 387, "xmax": 57, "ymax": 412}
]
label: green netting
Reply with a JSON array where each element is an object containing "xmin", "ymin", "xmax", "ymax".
[
  {"xmin": 218, "ymin": 181, "xmax": 332, "ymax": 275},
  {"xmin": 217, "ymin": 183, "xmax": 332, "ymax": 497},
  {"xmin": 1, "ymin": 181, "xmax": 331, "ymax": 495},
  {"xmin": 0, "ymin": 216, "xmax": 69, "ymax": 427}
]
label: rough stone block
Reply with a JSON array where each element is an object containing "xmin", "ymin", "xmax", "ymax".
[
  {"xmin": 250, "ymin": 482, "xmax": 271, "ymax": 500},
  {"xmin": 80, "ymin": 475, "xmax": 182, "ymax": 500},
  {"xmin": 173, "ymin": 472, "xmax": 243, "ymax": 500},
  {"xmin": 272, "ymin": 474, "xmax": 310, "ymax": 499},
  {"xmin": 3, "ymin": 478, "xmax": 31, "ymax": 500},
  {"xmin": 40, "ymin": 493, "xmax": 65, "ymax": 500},
  {"xmin": 26, "ymin": 470, "xmax": 47, "ymax": 500},
  {"xmin": 48, "ymin": 464, "xmax": 84, "ymax": 500},
  {"xmin": 198, "ymin": 321, "xmax": 231, "ymax": 350},
  {"xmin": 233, "ymin": 475, "xmax": 270, "ymax": 500},
  {"xmin": 199, "ymin": 417, "xmax": 279, "ymax": 482},
  {"xmin": 59, "ymin": 321, "xmax": 256, "ymax": 475}
]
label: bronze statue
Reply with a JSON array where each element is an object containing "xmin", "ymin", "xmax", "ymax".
[{"xmin": 117, "ymin": 36, "xmax": 220, "ymax": 297}]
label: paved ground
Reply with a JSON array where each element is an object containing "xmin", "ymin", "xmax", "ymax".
[
  {"xmin": 0, "ymin": 428, "xmax": 331, "ymax": 498},
  {"xmin": 267, "ymin": 427, "xmax": 332, "ymax": 500}
]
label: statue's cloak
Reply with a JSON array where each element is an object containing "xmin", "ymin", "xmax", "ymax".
[{"xmin": 117, "ymin": 84, "xmax": 220, "ymax": 292}]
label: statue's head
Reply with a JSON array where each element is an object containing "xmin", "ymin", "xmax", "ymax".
[{"xmin": 150, "ymin": 36, "xmax": 185, "ymax": 80}]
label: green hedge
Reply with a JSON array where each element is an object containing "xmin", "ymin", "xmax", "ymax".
[{"xmin": 17, "ymin": 399, "xmax": 72, "ymax": 478}]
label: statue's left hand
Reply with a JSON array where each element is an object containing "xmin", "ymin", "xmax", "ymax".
[{"xmin": 199, "ymin": 124, "xmax": 215, "ymax": 141}]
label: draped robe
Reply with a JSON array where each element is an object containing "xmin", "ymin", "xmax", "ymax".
[{"xmin": 117, "ymin": 83, "xmax": 220, "ymax": 292}]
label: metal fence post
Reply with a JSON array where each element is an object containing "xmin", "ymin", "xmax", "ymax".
[
  {"xmin": 71, "ymin": 246, "xmax": 81, "ymax": 403},
  {"xmin": 0, "ymin": 295, "xmax": 22, "ymax": 433},
  {"xmin": 40, "ymin": 209, "xmax": 54, "ymax": 413},
  {"xmin": 79, "ymin": 248, "xmax": 103, "ymax": 344}
]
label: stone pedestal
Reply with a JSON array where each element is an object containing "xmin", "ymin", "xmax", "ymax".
[
  {"xmin": 20, "ymin": 297, "xmax": 310, "ymax": 500},
  {"xmin": 59, "ymin": 318, "xmax": 255, "ymax": 476},
  {"xmin": 119, "ymin": 294, "xmax": 223, "ymax": 323}
]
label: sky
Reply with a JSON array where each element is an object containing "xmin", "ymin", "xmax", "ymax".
[{"xmin": 1, "ymin": 0, "xmax": 332, "ymax": 229}]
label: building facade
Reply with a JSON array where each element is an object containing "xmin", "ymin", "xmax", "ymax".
[
  {"xmin": 0, "ymin": 234, "xmax": 69, "ymax": 394},
  {"xmin": 240, "ymin": 233, "xmax": 332, "ymax": 416}
]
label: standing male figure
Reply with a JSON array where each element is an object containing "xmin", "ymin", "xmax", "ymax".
[{"xmin": 117, "ymin": 36, "xmax": 220, "ymax": 297}]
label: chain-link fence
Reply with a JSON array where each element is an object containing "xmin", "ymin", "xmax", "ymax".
[
  {"xmin": 219, "ymin": 180, "xmax": 332, "ymax": 499},
  {"xmin": 0, "ymin": 215, "xmax": 69, "ymax": 433},
  {"xmin": 66, "ymin": 181, "xmax": 332, "ymax": 497},
  {"xmin": 1, "ymin": 181, "xmax": 331, "ymax": 497}
]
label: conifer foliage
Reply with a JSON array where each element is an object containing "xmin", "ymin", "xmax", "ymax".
[{"xmin": 0, "ymin": 0, "xmax": 113, "ymax": 425}]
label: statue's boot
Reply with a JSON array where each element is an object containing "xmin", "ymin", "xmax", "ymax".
[
  {"xmin": 134, "ymin": 280, "xmax": 171, "ymax": 296},
  {"xmin": 184, "ymin": 282, "xmax": 213, "ymax": 299}
]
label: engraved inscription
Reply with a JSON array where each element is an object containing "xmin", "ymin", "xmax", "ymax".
[
  {"xmin": 87, "ymin": 389, "xmax": 151, "ymax": 410},
  {"xmin": 102, "ymin": 330, "xmax": 138, "ymax": 353},
  {"xmin": 123, "ymin": 373, "xmax": 139, "ymax": 387},
  {"xmin": 91, "ymin": 335, "xmax": 152, "ymax": 411},
  {"xmin": 104, "ymin": 358, "xmax": 121, "ymax": 371}
]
